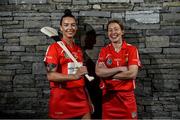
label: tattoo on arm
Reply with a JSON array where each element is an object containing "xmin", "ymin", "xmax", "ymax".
[{"xmin": 46, "ymin": 63, "xmax": 57, "ymax": 72}]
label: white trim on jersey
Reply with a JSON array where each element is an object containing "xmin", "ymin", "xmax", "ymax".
[{"xmin": 44, "ymin": 45, "xmax": 50, "ymax": 62}]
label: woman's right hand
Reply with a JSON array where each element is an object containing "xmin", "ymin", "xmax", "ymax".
[{"xmin": 74, "ymin": 66, "xmax": 88, "ymax": 80}]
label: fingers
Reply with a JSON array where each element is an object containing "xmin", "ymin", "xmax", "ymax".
[
  {"xmin": 75, "ymin": 66, "xmax": 88, "ymax": 79},
  {"xmin": 78, "ymin": 66, "xmax": 88, "ymax": 75}
]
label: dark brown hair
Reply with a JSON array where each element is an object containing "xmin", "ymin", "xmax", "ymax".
[
  {"xmin": 107, "ymin": 19, "xmax": 124, "ymax": 31},
  {"xmin": 60, "ymin": 9, "xmax": 76, "ymax": 25}
]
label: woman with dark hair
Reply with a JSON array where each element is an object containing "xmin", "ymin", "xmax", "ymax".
[
  {"xmin": 96, "ymin": 19, "xmax": 141, "ymax": 119},
  {"xmin": 44, "ymin": 9, "xmax": 91, "ymax": 119}
]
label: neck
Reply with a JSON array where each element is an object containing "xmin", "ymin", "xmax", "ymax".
[
  {"xmin": 112, "ymin": 40, "xmax": 123, "ymax": 52},
  {"xmin": 63, "ymin": 37, "xmax": 74, "ymax": 45}
]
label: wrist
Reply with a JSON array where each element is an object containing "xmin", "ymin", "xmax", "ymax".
[
  {"xmin": 118, "ymin": 66, "xmax": 128, "ymax": 72},
  {"xmin": 73, "ymin": 74, "xmax": 80, "ymax": 80},
  {"xmin": 69, "ymin": 74, "xmax": 79, "ymax": 80}
]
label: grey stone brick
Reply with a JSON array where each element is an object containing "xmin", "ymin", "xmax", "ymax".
[
  {"xmin": 9, "ymin": 0, "xmax": 47, "ymax": 4},
  {"xmin": 130, "ymin": 0, "xmax": 144, "ymax": 3},
  {"xmin": 13, "ymin": 74, "xmax": 34, "ymax": 84},
  {"xmin": 3, "ymin": 33, "xmax": 27, "ymax": 39},
  {"xmin": 172, "ymin": 111, "xmax": 180, "ymax": 118},
  {"xmin": 163, "ymin": 48, "xmax": 180, "ymax": 54},
  {"xmin": 51, "ymin": 13, "xmax": 64, "ymax": 20},
  {"xmin": 24, "ymin": 20, "xmax": 51, "ymax": 28},
  {"xmin": 164, "ymin": 105, "xmax": 178, "ymax": 111},
  {"xmin": 56, "ymin": 4, "xmax": 91, "ymax": 11},
  {"xmin": 101, "ymin": 4, "xmax": 133, "ymax": 11},
  {"xmin": 0, "ymin": 46, "xmax": 3, "ymax": 50},
  {"xmin": 20, "ymin": 36, "xmax": 46, "ymax": 45},
  {"xmin": 13, "ymin": 12, "xmax": 50, "ymax": 17},
  {"xmin": 13, "ymin": 92, "xmax": 37, "ymax": 97},
  {"xmin": 89, "ymin": 0, "xmax": 130, "ymax": 3},
  {"xmin": 32, "ymin": 5, "xmax": 56, "ymax": 12},
  {"xmin": 79, "ymin": 17, "xmax": 108, "ymax": 25},
  {"xmin": 0, "ymin": 21, "xmax": 19, "ymax": 25},
  {"xmin": 32, "ymin": 63, "xmax": 46, "ymax": 75},
  {"xmin": 112, "ymin": 13, "xmax": 125, "ymax": 18},
  {"xmin": 0, "ymin": 51, "xmax": 10, "ymax": 56},
  {"xmin": 146, "ymin": 29, "xmax": 180, "ymax": 36},
  {"xmin": 0, "ymin": 81, "xmax": 13, "ymax": 92},
  {"xmin": 0, "ymin": 12, "xmax": 12, "ymax": 16},
  {"xmin": 0, "ymin": 70, "xmax": 15, "ymax": 75},
  {"xmin": 162, "ymin": 13, "xmax": 180, "ymax": 22},
  {"xmin": 145, "ymin": 36, "xmax": 169, "ymax": 48},
  {"xmin": 0, "ymin": 17, "xmax": 13, "ymax": 20},
  {"xmin": 79, "ymin": 11, "xmax": 110, "ymax": 17},
  {"xmin": 0, "ymin": 27, "xmax": 2, "ymax": 38},
  {"xmin": 126, "ymin": 23, "xmax": 160, "ymax": 29},
  {"xmin": 52, "ymin": 0, "xmax": 71, "ymax": 2},
  {"xmin": 93, "ymin": 4, "xmax": 101, "ymax": 10},
  {"xmin": 139, "ymin": 48, "xmax": 162, "ymax": 53},
  {"xmin": 146, "ymin": 105, "xmax": 163, "ymax": 111},
  {"xmin": 36, "ymin": 45, "xmax": 48, "ymax": 51},
  {"xmin": 12, "ymin": 52, "xmax": 44, "ymax": 56},
  {"xmin": 153, "ymin": 79, "xmax": 179, "ymax": 91},
  {"xmin": 151, "ymin": 112, "xmax": 171, "ymax": 119},
  {"xmin": 169, "ymin": 7, "xmax": 180, "ymax": 13},
  {"xmin": 163, "ymin": 2, "xmax": 180, "ymax": 7},
  {"xmin": 126, "ymin": 11, "xmax": 160, "ymax": 23},
  {"xmin": 73, "ymin": 0, "xmax": 87, "ymax": 4},
  {"xmin": 16, "ymin": 69, "xmax": 31, "ymax": 74},
  {"xmin": 21, "ymin": 56, "xmax": 43, "ymax": 62},
  {"xmin": 152, "ymin": 59, "xmax": 180, "ymax": 64},
  {"xmin": 3, "ymin": 28, "xmax": 28, "ymax": 33},
  {"xmin": 0, "ymin": 76, "xmax": 12, "ymax": 81},
  {"xmin": 0, "ymin": 0, "xmax": 8, "ymax": 4},
  {"xmin": 4, "ymin": 46, "xmax": 25, "ymax": 51},
  {"xmin": 4, "ymin": 64, "xmax": 24, "ymax": 70},
  {"xmin": 7, "ymin": 39, "xmax": 20, "ymax": 44}
]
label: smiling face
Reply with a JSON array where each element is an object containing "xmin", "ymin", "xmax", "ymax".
[
  {"xmin": 107, "ymin": 22, "xmax": 124, "ymax": 43},
  {"xmin": 60, "ymin": 17, "xmax": 77, "ymax": 40}
]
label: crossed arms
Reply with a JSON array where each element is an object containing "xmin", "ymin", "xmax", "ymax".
[{"xmin": 95, "ymin": 62, "xmax": 139, "ymax": 80}]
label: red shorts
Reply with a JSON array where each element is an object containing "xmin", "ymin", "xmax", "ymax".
[
  {"xmin": 102, "ymin": 90, "xmax": 137, "ymax": 119},
  {"xmin": 48, "ymin": 87, "xmax": 90, "ymax": 119}
]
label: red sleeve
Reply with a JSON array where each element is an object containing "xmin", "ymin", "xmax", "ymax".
[
  {"xmin": 97, "ymin": 48, "xmax": 106, "ymax": 63},
  {"xmin": 128, "ymin": 46, "xmax": 142, "ymax": 67},
  {"xmin": 44, "ymin": 44, "xmax": 59, "ymax": 65}
]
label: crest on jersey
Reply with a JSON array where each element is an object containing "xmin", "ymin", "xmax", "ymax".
[{"xmin": 106, "ymin": 58, "xmax": 112, "ymax": 66}]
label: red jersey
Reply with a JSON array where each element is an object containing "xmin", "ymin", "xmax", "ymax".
[
  {"xmin": 44, "ymin": 39, "xmax": 90, "ymax": 118},
  {"xmin": 97, "ymin": 40, "xmax": 141, "ymax": 91},
  {"xmin": 44, "ymin": 39, "xmax": 84, "ymax": 88}
]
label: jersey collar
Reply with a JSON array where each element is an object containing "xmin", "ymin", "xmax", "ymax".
[
  {"xmin": 61, "ymin": 38, "xmax": 76, "ymax": 49},
  {"xmin": 109, "ymin": 39, "xmax": 127, "ymax": 51}
]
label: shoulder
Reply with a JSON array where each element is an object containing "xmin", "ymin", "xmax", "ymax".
[
  {"xmin": 48, "ymin": 42, "xmax": 63, "ymax": 52},
  {"xmin": 49, "ymin": 42, "xmax": 59, "ymax": 48},
  {"xmin": 101, "ymin": 43, "xmax": 111, "ymax": 51},
  {"xmin": 126, "ymin": 43, "xmax": 137, "ymax": 50}
]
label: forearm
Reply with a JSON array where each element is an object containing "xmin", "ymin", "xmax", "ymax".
[
  {"xmin": 47, "ymin": 72, "xmax": 78, "ymax": 82},
  {"xmin": 96, "ymin": 66, "xmax": 128, "ymax": 78},
  {"xmin": 112, "ymin": 70, "xmax": 137, "ymax": 80},
  {"xmin": 95, "ymin": 67, "xmax": 119, "ymax": 78}
]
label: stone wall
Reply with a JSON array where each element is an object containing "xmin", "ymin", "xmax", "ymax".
[{"xmin": 0, "ymin": 0, "xmax": 180, "ymax": 119}]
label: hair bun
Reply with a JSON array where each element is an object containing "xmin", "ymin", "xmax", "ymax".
[{"xmin": 64, "ymin": 9, "xmax": 72, "ymax": 15}]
